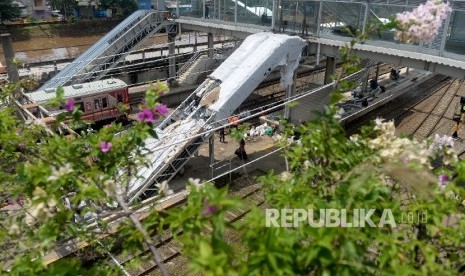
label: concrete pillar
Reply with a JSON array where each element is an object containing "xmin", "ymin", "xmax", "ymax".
[
  {"xmin": 208, "ymin": 32, "xmax": 214, "ymax": 58},
  {"xmin": 209, "ymin": 135, "xmax": 215, "ymax": 179},
  {"xmin": 194, "ymin": 32, "xmax": 198, "ymax": 52},
  {"xmin": 168, "ymin": 36, "xmax": 176, "ymax": 80},
  {"xmin": 284, "ymin": 72, "xmax": 297, "ymax": 122},
  {"xmin": 324, "ymin": 56, "xmax": 335, "ymax": 85},
  {"xmin": 1, "ymin": 34, "xmax": 20, "ymax": 84}
]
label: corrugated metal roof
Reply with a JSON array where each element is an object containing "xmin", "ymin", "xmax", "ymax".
[{"xmin": 27, "ymin": 79, "xmax": 127, "ymax": 103}]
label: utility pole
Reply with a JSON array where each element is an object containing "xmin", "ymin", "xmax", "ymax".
[{"xmin": 1, "ymin": 33, "xmax": 20, "ymax": 98}]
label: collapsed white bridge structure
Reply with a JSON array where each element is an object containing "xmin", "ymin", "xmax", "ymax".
[{"xmin": 126, "ymin": 32, "xmax": 306, "ymax": 203}]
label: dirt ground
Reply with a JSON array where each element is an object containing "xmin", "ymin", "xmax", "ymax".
[{"xmin": 168, "ymin": 129, "xmax": 287, "ymax": 192}]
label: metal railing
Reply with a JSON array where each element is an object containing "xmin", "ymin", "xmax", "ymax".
[{"xmin": 176, "ymin": 50, "xmax": 206, "ymax": 77}]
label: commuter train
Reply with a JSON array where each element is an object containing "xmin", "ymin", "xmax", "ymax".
[{"xmin": 26, "ymin": 78, "xmax": 130, "ymax": 124}]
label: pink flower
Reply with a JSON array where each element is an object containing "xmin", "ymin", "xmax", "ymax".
[
  {"xmin": 18, "ymin": 141, "xmax": 25, "ymax": 149},
  {"xmin": 438, "ymin": 174, "xmax": 449, "ymax": 185},
  {"xmin": 99, "ymin": 141, "xmax": 112, "ymax": 153},
  {"xmin": 64, "ymin": 98, "xmax": 75, "ymax": 112},
  {"xmin": 395, "ymin": 0, "xmax": 451, "ymax": 44},
  {"xmin": 137, "ymin": 109, "xmax": 157, "ymax": 122},
  {"xmin": 154, "ymin": 104, "xmax": 168, "ymax": 117},
  {"xmin": 202, "ymin": 205, "xmax": 219, "ymax": 216}
]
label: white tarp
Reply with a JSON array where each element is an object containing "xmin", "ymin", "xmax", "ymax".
[{"xmin": 209, "ymin": 33, "xmax": 306, "ymax": 122}]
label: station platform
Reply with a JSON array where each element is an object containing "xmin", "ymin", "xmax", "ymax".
[{"xmin": 340, "ymin": 68, "xmax": 433, "ymax": 123}]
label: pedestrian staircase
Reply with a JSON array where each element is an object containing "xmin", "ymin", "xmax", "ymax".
[{"xmin": 39, "ymin": 10, "xmax": 177, "ymax": 90}]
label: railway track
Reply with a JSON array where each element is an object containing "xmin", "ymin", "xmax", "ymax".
[
  {"xmin": 111, "ymin": 183, "xmax": 265, "ymax": 276},
  {"xmin": 394, "ymin": 78, "xmax": 464, "ymax": 139}
]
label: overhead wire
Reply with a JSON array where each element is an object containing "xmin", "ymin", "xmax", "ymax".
[
  {"xmin": 17, "ymin": 35, "xmax": 240, "ymax": 75},
  {"xmin": 26, "ymin": 43, "xmax": 238, "ymax": 85}
]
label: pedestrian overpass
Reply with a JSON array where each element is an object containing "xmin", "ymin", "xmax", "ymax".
[{"xmin": 173, "ymin": 0, "xmax": 465, "ymax": 79}]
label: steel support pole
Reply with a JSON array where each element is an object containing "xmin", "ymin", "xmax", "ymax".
[
  {"xmin": 218, "ymin": 0, "xmax": 221, "ymax": 20},
  {"xmin": 234, "ymin": 0, "xmax": 238, "ymax": 24},
  {"xmin": 203, "ymin": 0, "xmax": 206, "ymax": 19},
  {"xmin": 272, "ymin": 0, "xmax": 277, "ymax": 31},
  {"xmin": 168, "ymin": 36, "xmax": 176, "ymax": 80},
  {"xmin": 439, "ymin": 10, "xmax": 452, "ymax": 56},
  {"xmin": 176, "ymin": 0, "xmax": 180, "ymax": 17},
  {"xmin": 361, "ymin": 2, "xmax": 369, "ymax": 35},
  {"xmin": 316, "ymin": 0, "xmax": 323, "ymax": 65},
  {"xmin": 316, "ymin": 0, "xmax": 323, "ymax": 36},
  {"xmin": 209, "ymin": 135, "xmax": 215, "ymax": 179},
  {"xmin": 213, "ymin": 0, "xmax": 216, "ymax": 19}
]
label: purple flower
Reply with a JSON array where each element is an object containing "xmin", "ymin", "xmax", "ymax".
[
  {"xmin": 137, "ymin": 109, "xmax": 153, "ymax": 122},
  {"xmin": 15, "ymin": 129, "xmax": 22, "ymax": 136},
  {"xmin": 438, "ymin": 174, "xmax": 449, "ymax": 186},
  {"xmin": 18, "ymin": 141, "xmax": 25, "ymax": 149},
  {"xmin": 202, "ymin": 205, "xmax": 219, "ymax": 216},
  {"xmin": 137, "ymin": 109, "xmax": 158, "ymax": 123},
  {"xmin": 99, "ymin": 141, "xmax": 112, "ymax": 153},
  {"xmin": 64, "ymin": 98, "xmax": 75, "ymax": 112},
  {"xmin": 154, "ymin": 104, "xmax": 168, "ymax": 117}
]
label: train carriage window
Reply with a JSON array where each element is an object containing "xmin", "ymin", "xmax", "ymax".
[
  {"xmin": 78, "ymin": 102, "xmax": 85, "ymax": 111},
  {"xmin": 94, "ymin": 99, "xmax": 100, "ymax": 110},
  {"xmin": 117, "ymin": 94, "xmax": 123, "ymax": 103},
  {"xmin": 102, "ymin": 97, "xmax": 108, "ymax": 108}
]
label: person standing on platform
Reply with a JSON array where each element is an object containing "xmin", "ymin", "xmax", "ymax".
[
  {"xmin": 235, "ymin": 139, "xmax": 248, "ymax": 160},
  {"xmin": 205, "ymin": 4, "xmax": 210, "ymax": 19},
  {"xmin": 219, "ymin": 127, "xmax": 225, "ymax": 143},
  {"xmin": 452, "ymin": 121, "xmax": 460, "ymax": 141}
]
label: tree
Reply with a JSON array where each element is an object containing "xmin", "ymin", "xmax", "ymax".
[
  {"xmin": 118, "ymin": 0, "xmax": 139, "ymax": 17},
  {"xmin": 97, "ymin": 0, "xmax": 138, "ymax": 17},
  {"xmin": 0, "ymin": 0, "xmax": 21, "ymax": 23},
  {"xmin": 46, "ymin": 0, "xmax": 78, "ymax": 17}
]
